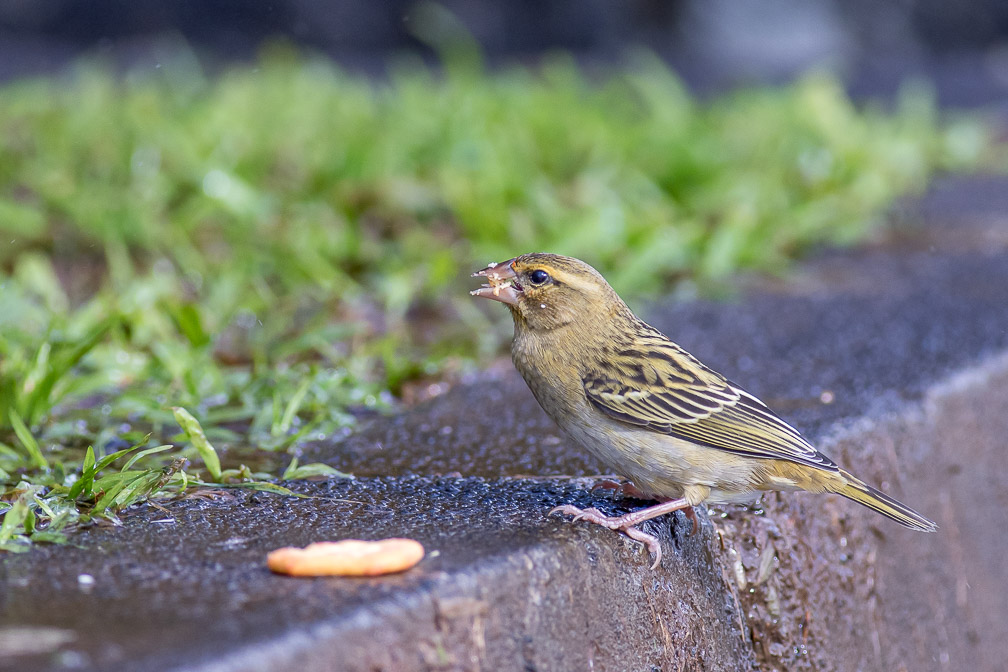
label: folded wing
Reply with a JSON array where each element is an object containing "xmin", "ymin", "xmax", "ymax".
[{"xmin": 583, "ymin": 329, "xmax": 837, "ymax": 472}]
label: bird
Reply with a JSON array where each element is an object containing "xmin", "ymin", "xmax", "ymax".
[{"xmin": 471, "ymin": 253, "xmax": 936, "ymax": 569}]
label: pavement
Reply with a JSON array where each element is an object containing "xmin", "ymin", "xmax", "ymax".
[{"xmin": 3, "ymin": 175, "xmax": 1008, "ymax": 671}]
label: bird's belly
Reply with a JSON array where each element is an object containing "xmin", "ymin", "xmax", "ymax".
[{"xmin": 558, "ymin": 411, "xmax": 762, "ymax": 503}]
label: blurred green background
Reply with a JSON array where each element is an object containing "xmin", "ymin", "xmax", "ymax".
[{"xmin": 0, "ymin": 40, "xmax": 1002, "ymax": 548}]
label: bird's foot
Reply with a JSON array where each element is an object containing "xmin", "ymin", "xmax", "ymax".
[
  {"xmin": 548, "ymin": 504, "xmax": 628, "ymax": 529},
  {"xmin": 587, "ymin": 482, "xmax": 699, "ymax": 535},
  {"xmin": 547, "ymin": 505, "xmax": 607, "ymax": 523},
  {"xmin": 549, "ymin": 503, "xmax": 682, "ymax": 570},
  {"xmin": 590, "ymin": 479, "xmax": 652, "ymax": 501}
]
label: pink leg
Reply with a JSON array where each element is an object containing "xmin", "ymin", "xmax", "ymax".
[
  {"xmin": 549, "ymin": 497, "xmax": 693, "ymax": 570},
  {"xmin": 589, "ymin": 480, "xmax": 699, "ymax": 534},
  {"xmin": 683, "ymin": 506, "xmax": 699, "ymax": 535}
]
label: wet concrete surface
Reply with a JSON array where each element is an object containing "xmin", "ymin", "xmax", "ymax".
[
  {"xmin": 1, "ymin": 477, "xmax": 749, "ymax": 671},
  {"xmin": 3, "ymin": 175, "xmax": 1008, "ymax": 671}
]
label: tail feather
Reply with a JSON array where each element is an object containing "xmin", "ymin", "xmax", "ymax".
[{"xmin": 836, "ymin": 470, "xmax": 937, "ymax": 532}]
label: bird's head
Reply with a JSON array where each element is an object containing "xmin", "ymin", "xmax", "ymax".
[{"xmin": 471, "ymin": 253, "xmax": 629, "ymax": 332}]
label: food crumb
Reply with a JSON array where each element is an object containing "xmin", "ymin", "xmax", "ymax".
[{"xmin": 268, "ymin": 538, "xmax": 425, "ymax": 577}]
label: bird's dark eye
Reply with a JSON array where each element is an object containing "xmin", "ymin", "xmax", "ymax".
[{"xmin": 529, "ymin": 269, "xmax": 551, "ymax": 285}]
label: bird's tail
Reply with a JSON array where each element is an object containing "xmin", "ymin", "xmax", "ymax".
[{"xmin": 835, "ymin": 470, "xmax": 937, "ymax": 532}]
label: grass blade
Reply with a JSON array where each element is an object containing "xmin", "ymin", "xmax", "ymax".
[
  {"xmin": 122, "ymin": 444, "xmax": 175, "ymax": 471},
  {"xmin": 8, "ymin": 410, "xmax": 48, "ymax": 469},
  {"xmin": 172, "ymin": 407, "xmax": 221, "ymax": 481},
  {"xmin": 282, "ymin": 457, "xmax": 353, "ymax": 480},
  {"xmin": 67, "ymin": 446, "xmax": 97, "ymax": 500},
  {"xmin": 23, "ymin": 317, "xmax": 117, "ymax": 427},
  {"xmin": 275, "ymin": 378, "xmax": 312, "ymax": 435}
]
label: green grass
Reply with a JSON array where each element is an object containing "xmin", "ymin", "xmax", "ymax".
[{"xmin": 0, "ymin": 45, "xmax": 1000, "ymax": 549}]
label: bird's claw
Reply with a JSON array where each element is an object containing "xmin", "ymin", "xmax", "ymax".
[
  {"xmin": 548, "ymin": 504, "xmax": 583, "ymax": 519},
  {"xmin": 550, "ymin": 505, "xmax": 601, "ymax": 523},
  {"xmin": 574, "ymin": 506, "xmax": 606, "ymax": 522},
  {"xmin": 590, "ymin": 479, "xmax": 651, "ymax": 501},
  {"xmin": 683, "ymin": 506, "xmax": 700, "ymax": 536},
  {"xmin": 622, "ymin": 525, "xmax": 663, "ymax": 569},
  {"xmin": 549, "ymin": 505, "xmax": 616, "ymax": 527},
  {"xmin": 549, "ymin": 503, "xmax": 664, "ymax": 569}
]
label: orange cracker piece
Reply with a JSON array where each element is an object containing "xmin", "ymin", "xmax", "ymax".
[{"xmin": 267, "ymin": 538, "xmax": 425, "ymax": 577}]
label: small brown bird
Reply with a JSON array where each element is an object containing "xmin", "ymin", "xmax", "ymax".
[{"xmin": 471, "ymin": 253, "xmax": 936, "ymax": 569}]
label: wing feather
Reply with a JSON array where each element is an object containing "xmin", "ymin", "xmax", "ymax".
[{"xmin": 583, "ymin": 330, "xmax": 837, "ymax": 471}]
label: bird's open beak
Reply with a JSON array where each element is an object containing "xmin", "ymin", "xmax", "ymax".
[{"xmin": 470, "ymin": 258, "xmax": 522, "ymax": 306}]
